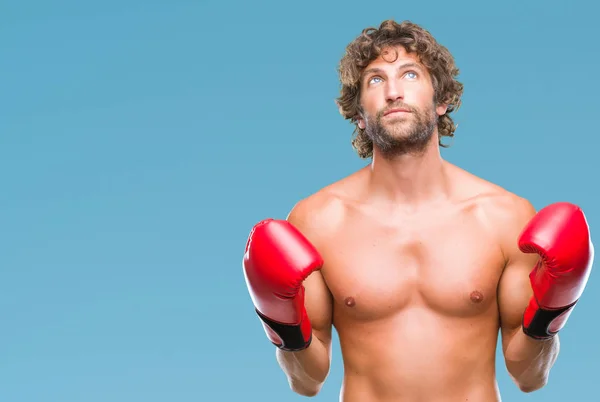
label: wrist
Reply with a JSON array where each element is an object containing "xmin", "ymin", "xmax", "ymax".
[
  {"xmin": 522, "ymin": 296, "xmax": 576, "ymax": 340},
  {"xmin": 276, "ymin": 335, "xmax": 329, "ymax": 395},
  {"xmin": 257, "ymin": 307, "xmax": 312, "ymax": 351}
]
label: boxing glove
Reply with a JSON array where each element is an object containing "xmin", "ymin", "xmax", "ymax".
[
  {"xmin": 243, "ymin": 218, "xmax": 323, "ymax": 351},
  {"xmin": 518, "ymin": 202, "xmax": 594, "ymax": 339}
]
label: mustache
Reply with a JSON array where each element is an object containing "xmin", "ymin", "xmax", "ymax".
[{"xmin": 379, "ymin": 102, "xmax": 416, "ymax": 117}]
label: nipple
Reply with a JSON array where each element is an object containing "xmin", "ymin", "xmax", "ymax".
[
  {"xmin": 470, "ymin": 291, "xmax": 484, "ymax": 304},
  {"xmin": 344, "ymin": 297, "xmax": 356, "ymax": 307}
]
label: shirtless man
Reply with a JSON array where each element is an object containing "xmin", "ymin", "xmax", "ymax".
[{"xmin": 242, "ymin": 20, "xmax": 594, "ymax": 401}]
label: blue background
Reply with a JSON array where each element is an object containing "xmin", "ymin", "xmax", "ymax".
[{"xmin": 2, "ymin": 0, "xmax": 598, "ymax": 401}]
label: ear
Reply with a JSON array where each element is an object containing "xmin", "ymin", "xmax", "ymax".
[
  {"xmin": 357, "ymin": 118, "xmax": 366, "ymax": 129},
  {"xmin": 436, "ymin": 103, "xmax": 448, "ymax": 116}
]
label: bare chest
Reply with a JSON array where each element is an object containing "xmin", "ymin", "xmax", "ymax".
[{"xmin": 321, "ymin": 211, "xmax": 506, "ymax": 322}]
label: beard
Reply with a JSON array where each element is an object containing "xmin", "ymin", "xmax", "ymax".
[{"xmin": 363, "ymin": 101, "xmax": 438, "ymax": 159}]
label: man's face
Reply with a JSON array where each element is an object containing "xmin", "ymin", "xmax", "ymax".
[{"xmin": 357, "ymin": 46, "xmax": 447, "ymax": 157}]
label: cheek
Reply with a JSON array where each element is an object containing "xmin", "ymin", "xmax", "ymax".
[
  {"xmin": 360, "ymin": 93, "xmax": 382, "ymax": 115},
  {"xmin": 407, "ymin": 87, "xmax": 436, "ymax": 111},
  {"xmin": 409, "ymin": 84, "xmax": 432, "ymax": 100}
]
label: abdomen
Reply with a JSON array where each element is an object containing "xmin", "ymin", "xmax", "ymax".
[{"xmin": 336, "ymin": 307, "xmax": 500, "ymax": 401}]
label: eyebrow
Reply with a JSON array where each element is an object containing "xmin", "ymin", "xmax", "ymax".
[{"xmin": 361, "ymin": 62, "xmax": 424, "ymax": 79}]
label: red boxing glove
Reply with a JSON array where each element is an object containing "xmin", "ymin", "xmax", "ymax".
[
  {"xmin": 243, "ymin": 219, "xmax": 323, "ymax": 351},
  {"xmin": 518, "ymin": 202, "xmax": 594, "ymax": 339}
]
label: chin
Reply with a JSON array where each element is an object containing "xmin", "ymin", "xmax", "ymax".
[
  {"xmin": 387, "ymin": 126, "xmax": 414, "ymax": 138},
  {"xmin": 385, "ymin": 117, "xmax": 411, "ymax": 127}
]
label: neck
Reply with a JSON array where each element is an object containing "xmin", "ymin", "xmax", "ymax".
[{"xmin": 367, "ymin": 135, "xmax": 450, "ymax": 206}]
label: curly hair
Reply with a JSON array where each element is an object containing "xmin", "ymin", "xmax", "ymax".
[{"xmin": 336, "ymin": 20, "xmax": 464, "ymax": 159}]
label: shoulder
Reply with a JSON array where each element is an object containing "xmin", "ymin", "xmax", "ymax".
[
  {"xmin": 449, "ymin": 162, "xmax": 536, "ymax": 221},
  {"xmin": 473, "ymin": 186, "xmax": 536, "ymax": 232},
  {"xmin": 450, "ymin": 164, "xmax": 537, "ymax": 255},
  {"xmin": 478, "ymin": 191, "xmax": 537, "ymax": 245},
  {"xmin": 285, "ymin": 171, "xmax": 362, "ymax": 247},
  {"xmin": 286, "ymin": 189, "xmax": 344, "ymax": 232}
]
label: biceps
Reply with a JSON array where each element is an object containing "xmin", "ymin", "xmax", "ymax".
[
  {"xmin": 498, "ymin": 260, "xmax": 536, "ymax": 345},
  {"xmin": 303, "ymin": 270, "xmax": 333, "ymax": 346}
]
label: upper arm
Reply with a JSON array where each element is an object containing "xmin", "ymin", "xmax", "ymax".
[
  {"xmin": 286, "ymin": 197, "xmax": 334, "ymax": 350},
  {"xmin": 497, "ymin": 197, "xmax": 540, "ymax": 352}
]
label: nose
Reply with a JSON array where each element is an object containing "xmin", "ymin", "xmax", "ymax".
[{"xmin": 385, "ymin": 79, "xmax": 404, "ymax": 103}]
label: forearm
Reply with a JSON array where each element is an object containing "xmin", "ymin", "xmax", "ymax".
[
  {"xmin": 275, "ymin": 332, "xmax": 330, "ymax": 396},
  {"xmin": 504, "ymin": 328, "xmax": 560, "ymax": 392}
]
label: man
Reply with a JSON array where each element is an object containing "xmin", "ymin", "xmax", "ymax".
[{"xmin": 242, "ymin": 20, "xmax": 594, "ymax": 401}]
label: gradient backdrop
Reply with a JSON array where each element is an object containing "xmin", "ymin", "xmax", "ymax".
[{"xmin": 2, "ymin": 0, "xmax": 598, "ymax": 401}]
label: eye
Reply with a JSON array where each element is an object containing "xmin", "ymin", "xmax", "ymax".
[
  {"xmin": 404, "ymin": 71, "xmax": 418, "ymax": 80},
  {"xmin": 368, "ymin": 76, "xmax": 383, "ymax": 85}
]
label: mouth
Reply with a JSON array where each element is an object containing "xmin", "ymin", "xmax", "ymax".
[{"xmin": 383, "ymin": 108, "xmax": 411, "ymax": 116}]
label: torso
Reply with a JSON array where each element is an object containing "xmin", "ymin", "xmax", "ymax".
[{"xmin": 308, "ymin": 163, "xmax": 516, "ymax": 401}]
